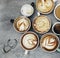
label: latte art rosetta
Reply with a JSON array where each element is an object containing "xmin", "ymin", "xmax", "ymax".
[
  {"xmin": 40, "ymin": 34, "xmax": 58, "ymax": 51},
  {"xmin": 42, "ymin": 36, "xmax": 56, "ymax": 49}
]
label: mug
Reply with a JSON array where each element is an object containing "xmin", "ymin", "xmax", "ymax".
[
  {"xmin": 54, "ymin": 4, "xmax": 60, "ymax": 21},
  {"xmin": 52, "ymin": 22, "xmax": 60, "ymax": 35},
  {"xmin": 36, "ymin": 0, "xmax": 57, "ymax": 14},
  {"xmin": 20, "ymin": 4, "xmax": 34, "ymax": 17},
  {"xmin": 20, "ymin": 31, "xmax": 39, "ymax": 55},
  {"xmin": 10, "ymin": 16, "xmax": 31, "ymax": 33},
  {"xmin": 32, "ymin": 14, "xmax": 51, "ymax": 34},
  {"xmin": 40, "ymin": 33, "xmax": 60, "ymax": 53}
]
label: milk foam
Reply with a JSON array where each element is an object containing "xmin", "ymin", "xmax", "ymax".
[
  {"xmin": 21, "ymin": 4, "xmax": 34, "ymax": 17},
  {"xmin": 34, "ymin": 16, "xmax": 50, "ymax": 33},
  {"xmin": 37, "ymin": 0, "xmax": 53, "ymax": 13},
  {"xmin": 42, "ymin": 37, "xmax": 56, "ymax": 49},
  {"xmin": 17, "ymin": 18, "xmax": 29, "ymax": 31},
  {"xmin": 22, "ymin": 34, "xmax": 37, "ymax": 48}
]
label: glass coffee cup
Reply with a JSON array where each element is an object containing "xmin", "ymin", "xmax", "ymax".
[
  {"xmin": 40, "ymin": 33, "xmax": 60, "ymax": 52},
  {"xmin": 20, "ymin": 31, "xmax": 39, "ymax": 55}
]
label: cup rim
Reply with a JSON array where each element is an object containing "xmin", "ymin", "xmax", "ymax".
[
  {"xmin": 32, "ymin": 15, "xmax": 51, "ymax": 34},
  {"xmin": 13, "ymin": 16, "xmax": 31, "ymax": 33},
  {"xmin": 52, "ymin": 22, "xmax": 60, "ymax": 35},
  {"xmin": 20, "ymin": 31, "xmax": 39, "ymax": 51},
  {"xmin": 20, "ymin": 4, "xmax": 34, "ymax": 17},
  {"xmin": 36, "ymin": 0, "xmax": 54, "ymax": 14},
  {"xmin": 54, "ymin": 3, "xmax": 60, "ymax": 21},
  {"xmin": 40, "ymin": 33, "xmax": 59, "ymax": 53}
]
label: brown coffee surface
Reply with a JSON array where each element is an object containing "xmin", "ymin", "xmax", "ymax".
[
  {"xmin": 54, "ymin": 24, "xmax": 60, "ymax": 34},
  {"xmin": 55, "ymin": 5, "xmax": 60, "ymax": 19}
]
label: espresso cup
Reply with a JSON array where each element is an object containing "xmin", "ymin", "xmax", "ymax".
[
  {"xmin": 20, "ymin": 31, "xmax": 39, "ymax": 55},
  {"xmin": 40, "ymin": 33, "xmax": 60, "ymax": 53},
  {"xmin": 36, "ymin": 0, "xmax": 56, "ymax": 14},
  {"xmin": 54, "ymin": 4, "xmax": 60, "ymax": 21},
  {"xmin": 52, "ymin": 22, "xmax": 60, "ymax": 35},
  {"xmin": 10, "ymin": 16, "xmax": 31, "ymax": 33}
]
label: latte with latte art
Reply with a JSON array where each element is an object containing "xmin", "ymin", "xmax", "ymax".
[
  {"xmin": 36, "ymin": 0, "xmax": 54, "ymax": 14},
  {"xmin": 33, "ymin": 15, "xmax": 51, "ymax": 34},
  {"xmin": 20, "ymin": 32, "xmax": 39, "ymax": 50},
  {"xmin": 13, "ymin": 16, "xmax": 31, "ymax": 32},
  {"xmin": 40, "ymin": 33, "xmax": 58, "ymax": 52}
]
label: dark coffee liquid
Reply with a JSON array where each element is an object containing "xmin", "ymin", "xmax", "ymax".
[{"xmin": 54, "ymin": 24, "xmax": 60, "ymax": 34}]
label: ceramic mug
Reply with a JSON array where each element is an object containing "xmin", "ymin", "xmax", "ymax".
[
  {"xmin": 52, "ymin": 22, "xmax": 60, "ymax": 35},
  {"xmin": 32, "ymin": 14, "xmax": 51, "ymax": 34},
  {"xmin": 10, "ymin": 16, "xmax": 31, "ymax": 33},
  {"xmin": 20, "ymin": 31, "xmax": 39, "ymax": 55},
  {"xmin": 36, "ymin": 0, "xmax": 57, "ymax": 14},
  {"xmin": 40, "ymin": 33, "xmax": 60, "ymax": 53},
  {"xmin": 54, "ymin": 4, "xmax": 60, "ymax": 21}
]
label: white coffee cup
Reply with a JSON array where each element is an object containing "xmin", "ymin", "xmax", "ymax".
[
  {"xmin": 20, "ymin": 31, "xmax": 39, "ymax": 55},
  {"xmin": 54, "ymin": 4, "xmax": 60, "ymax": 21},
  {"xmin": 21, "ymin": 4, "xmax": 34, "ymax": 17}
]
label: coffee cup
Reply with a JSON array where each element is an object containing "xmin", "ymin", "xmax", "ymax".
[
  {"xmin": 32, "ymin": 15, "xmax": 51, "ymax": 34},
  {"xmin": 21, "ymin": 3, "xmax": 34, "ymax": 17},
  {"xmin": 36, "ymin": 0, "xmax": 56, "ymax": 14},
  {"xmin": 10, "ymin": 16, "xmax": 31, "ymax": 33},
  {"xmin": 52, "ymin": 22, "xmax": 60, "ymax": 35},
  {"xmin": 20, "ymin": 31, "xmax": 39, "ymax": 55},
  {"xmin": 40, "ymin": 33, "xmax": 60, "ymax": 53},
  {"xmin": 54, "ymin": 4, "xmax": 60, "ymax": 21}
]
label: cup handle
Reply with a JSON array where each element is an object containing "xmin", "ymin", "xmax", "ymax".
[
  {"xmin": 24, "ymin": 50, "xmax": 29, "ymax": 55},
  {"xmin": 56, "ymin": 40, "xmax": 60, "ymax": 53},
  {"xmin": 10, "ymin": 19, "xmax": 14, "ymax": 24},
  {"xmin": 31, "ymin": 2, "xmax": 35, "ymax": 8},
  {"xmin": 53, "ymin": 0, "xmax": 57, "ymax": 3},
  {"xmin": 56, "ymin": 48, "xmax": 60, "ymax": 52},
  {"xmin": 37, "ymin": 12, "xmax": 40, "ymax": 16}
]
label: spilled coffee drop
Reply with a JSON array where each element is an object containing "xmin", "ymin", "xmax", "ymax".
[{"xmin": 54, "ymin": 24, "xmax": 60, "ymax": 34}]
